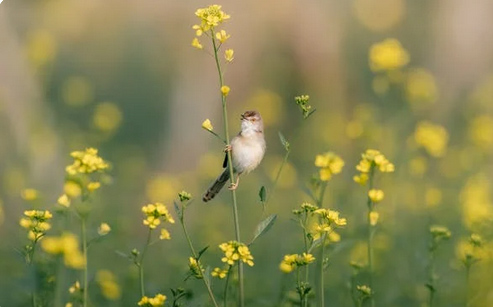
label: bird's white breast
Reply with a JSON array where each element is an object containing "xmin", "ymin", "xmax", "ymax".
[{"xmin": 231, "ymin": 133, "xmax": 266, "ymax": 174}]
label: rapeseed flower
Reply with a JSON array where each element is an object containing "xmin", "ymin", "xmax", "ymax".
[
  {"xmin": 219, "ymin": 241, "xmax": 254, "ymax": 266},
  {"xmin": 65, "ymin": 148, "xmax": 109, "ymax": 175},
  {"xmin": 20, "ymin": 210, "xmax": 53, "ymax": 241},
  {"xmin": 369, "ymin": 38, "xmax": 409, "ymax": 71},
  {"xmin": 138, "ymin": 293, "xmax": 166, "ymax": 307},
  {"xmin": 314, "ymin": 152, "xmax": 344, "ymax": 181},
  {"xmin": 279, "ymin": 253, "xmax": 315, "ymax": 273},
  {"xmin": 141, "ymin": 203, "xmax": 175, "ymax": 230}
]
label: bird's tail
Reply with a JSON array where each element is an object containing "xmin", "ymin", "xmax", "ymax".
[{"xmin": 203, "ymin": 169, "xmax": 230, "ymax": 202}]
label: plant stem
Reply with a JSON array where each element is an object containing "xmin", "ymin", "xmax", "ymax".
[
  {"xmin": 366, "ymin": 168, "xmax": 375, "ymax": 307},
  {"xmin": 320, "ymin": 233, "xmax": 327, "ymax": 307},
  {"xmin": 138, "ymin": 229, "xmax": 152, "ymax": 297},
  {"xmin": 465, "ymin": 265, "xmax": 470, "ymax": 307},
  {"xmin": 211, "ymin": 28, "xmax": 244, "ymax": 307},
  {"xmin": 81, "ymin": 217, "xmax": 88, "ymax": 307},
  {"xmin": 180, "ymin": 212, "xmax": 220, "ymax": 307},
  {"xmin": 302, "ymin": 214, "xmax": 309, "ymax": 307},
  {"xmin": 223, "ymin": 265, "xmax": 232, "ymax": 307}
]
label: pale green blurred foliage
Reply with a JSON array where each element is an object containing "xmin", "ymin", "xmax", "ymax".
[{"xmin": 1, "ymin": 0, "xmax": 493, "ymax": 306}]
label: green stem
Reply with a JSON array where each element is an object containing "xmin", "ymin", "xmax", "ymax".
[
  {"xmin": 139, "ymin": 229, "xmax": 152, "ymax": 297},
  {"xmin": 81, "ymin": 217, "xmax": 88, "ymax": 307},
  {"xmin": 296, "ymin": 268, "xmax": 303, "ymax": 307},
  {"xmin": 366, "ymin": 167, "xmax": 375, "ymax": 307},
  {"xmin": 320, "ymin": 233, "xmax": 327, "ymax": 307},
  {"xmin": 302, "ymin": 215, "xmax": 309, "ymax": 307},
  {"xmin": 211, "ymin": 28, "xmax": 244, "ymax": 307},
  {"xmin": 180, "ymin": 213, "xmax": 220, "ymax": 307},
  {"xmin": 223, "ymin": 266, "xmax": 233, "ymax": 307},
  {"xmin": 465, "ymin": 265, "xmax": 470, "ymax": 307}
]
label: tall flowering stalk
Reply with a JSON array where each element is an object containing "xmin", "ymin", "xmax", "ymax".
[
  {"xmin": 426, "ymin": 225, "xmax": 451, "ymax": 307},
  {"xmin": 58, "ymin": 148, "xmax": 109, "ymax": 307},
  {"xmin": 175, "ymin": 191, "xmax": 219, "ymax": 307},
  {"xmin": 353, "ymin": 149, "xmax": 394, "ymax": 307},
  {"xmin": 191, "ymin": 5, "xmax": 246, "ymax": 306}
]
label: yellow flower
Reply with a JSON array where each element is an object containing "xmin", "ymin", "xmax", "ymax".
[
  {"xmin": 369, "ymin": 211, "xmax": 379, "ymax": 226},
  {"xmin": 225, "ymin": 49, "xmax": 234, "ymax": 62},
  {"xmin": 211, "ymin": 267, "xmax": 228, "ymax": 279},
  {"xmin": 430, "ymin": 225, "xmax": 451, "ymax": 240},
  {"xmin": 355, "ymin": 149, "xmax": 394, "ymax": 182},
  {"xmin": 356, "ymin": 285, "xmax": 372, "ymax": 296},
  {"xmin": 194, "ymin": 5, "xmax": 230, "ymax": 30},
  {"xmin": 368, "ymin": 189, "xmax": 384, "ymax": 203},
  {"xmin": 69, "ymin": 281, "xmax": 80, "ymax": 293},
  {"xmin": 87, "ymin": 182, "xmax": 101, "ymax": 192},
  {"xmin": 215, "ymin": 30, "xmax": 230, "ymax": 43},
  {"xmin": 314, "ymin": 152, "xmax": 344, "ymax": 181},
  {"xmin": 41, "ymin": 233, "xmax": 85, "ymax": 269},
  {"xmin": 279, "ymin": 253, "xmax": 315, "ymax": 273},
  {"xmin": 141, "ymin": 203, "xmax": 175, "ymax": 229},
  {"xmin": 138, "ymin": 293, "xmax": 166, "ymax": 307},
  {"xmin": 414, "ymin": 121, "xmax": 448, "ymax": 157},
  {"xmin": 98, "ymin": 223, "xmax": 111, "ymax": 236},
  {"xmin": 219, "ymin": 241, "xmax": 254, "ymax": 266},
  {"xmin": 20, "ymin": 210, "xmax": 53, "ymax": 241},
  {"xmin": 21, "ymin": 189, "xmax": 39, "ymax": 201},
  {"xmin": 369, "ymin": 38, "xmax": 409, "ymax": 71},
  {"xmin": 188, "ymin": 257, "xmax": 204, "ymax": 279},
  {"xmin": 221, "ymin": 85, "xmax": 230, "ymax": 96},
  {"xmin": 353, "ymin": 173, "xmax": 369, "ymax": 185},
  {"xmin": 64, "ymin": 181, "xmax": 81, "ymax": 198},
  {"xmin": 191, "ymin": 37, "xmax": 203, "ymax": 50},
  {"xmin": 469, "ymin": 115, "xmax": 493, "ymax": 150},
  {"xmin": 202, "ymin": 119, "xmax": 213, "ymax": 131},
  {"xmin": 406, "ymin": 68, "xmax": 438, "ymax": 105},
  {"xmin": 96, "ymin": 270, "xmax": 121, "ymax": 300},
  {"xmin": 159, "ymin": 229, "xmax": 171, "ymax": 240},
  {"xmin": 57, "ymin": 194, "xmax": 71, "ymax": 207},
  {"xmin": 65, "ymin": 148, "xmax": 109, "ymax": 175}
]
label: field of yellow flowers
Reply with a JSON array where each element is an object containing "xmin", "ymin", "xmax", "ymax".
[{"xmin": 1, "ymin": 1, "xmax": 493, "ymax": 306}]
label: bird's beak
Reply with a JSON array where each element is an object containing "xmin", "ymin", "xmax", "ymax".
[{"xmin": 240, "ymin": 114, "xmax": 246, "ymax": 120}]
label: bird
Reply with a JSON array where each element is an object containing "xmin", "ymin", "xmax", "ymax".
[{"xmin": 203, "ymin": 110, "xmax": 266, "ymax": 202}]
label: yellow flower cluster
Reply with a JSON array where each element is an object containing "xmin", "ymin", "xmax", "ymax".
[
  {"xmin": 354, "ymin": 149, "xmax": 394, "ymax": 185},
  {"xmin": 194, "ymin": 5, "xmax": 230, "ymax": 32},
  {"xmin": 41, "ymin": 232, "xmax": 85, "ymax": 269},
  {"xmin": 97, "ymin": 223, "xmax": 111, "ymax": 236},
  {"xmin": 279, "ymin": 253, "xmax": 315, "ymax": 273},
  {"xmin": 211, "ymin": 267, "xmax": 228, "ymax": 279},
  {"xmin": 219, "ymin": 241, "xmax": 254, "ymax": 266},
  {"xmin": 429, "ymin": 225, "xmax": 451, "ymax": 240},
  {"xmin": 314, "ymin": 152, "xmax": 345, "ymax": 181},
  {"xmin": 414, "ymin": 121, "xmax": 448, "ymax": 157},
  {"xmin": 369, "ymin": 38, "xmax": 409, "ymax": 72},
  {"xmin": 141, "ymin": 203, "xmax": 175, "ymax": 230},
  {"xmin": 65, "ymin": 148, "xmax": 109, "ymax": 175},
  {"xmin": 188, "ymin": 257, "xmax": 204, "ymax": 279},
  {"xmin": 406, "ymin": 68, "xmax": 438, "ymax": 105},
  {"xmin": 138, "ymin": 293, "xmax": 167, "ymax": 307},
  {"xmin": 21, "ymin": 189, "xmax": 39, "ymax": 201},
  {"xmin": 19, "ymin": 210, "xmax": 53, "ymax": 241},
  {"xmin": 96, "ymin": 270, "xmax": 121, "ymax": 300}
]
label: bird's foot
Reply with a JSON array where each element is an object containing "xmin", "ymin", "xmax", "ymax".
[
  {"xmin": 224, "ymin": 144, "xmax": 232, "ymax": 153},
  {"xmin": 228, "ymin": 182, "xmax": 238, "ymax": 190}
]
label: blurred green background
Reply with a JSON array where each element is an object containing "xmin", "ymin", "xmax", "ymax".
[{"xmin": 1, "ymin": 0, "xmax": 493, "ymax": 306}]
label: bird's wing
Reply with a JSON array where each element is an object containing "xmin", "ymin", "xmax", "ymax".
[{"xmin": 222, "ymin": 152, "xmax": 228, "ymax": 168}]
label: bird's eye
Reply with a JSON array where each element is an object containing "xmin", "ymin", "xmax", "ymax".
[{"xmin": 251, "ymin": 118, "xmax": 256, "ymax": 122}]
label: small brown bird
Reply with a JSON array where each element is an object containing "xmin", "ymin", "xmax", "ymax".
[{"xmin": 203, "ymin": 110, "xmax": 266, "ymax": 202}]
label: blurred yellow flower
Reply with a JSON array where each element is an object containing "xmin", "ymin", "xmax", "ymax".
[
  {"xmin": 191, "ymin": 37, "xmax": 203, "ymax": 49},
  {"xmin": 159, "ymin": 228, "xmax": 171, "ymax": 240},
  {"xmin": 314, "ymin": 152, "xmax": 344, "ymax": 181},
  {"xmin": 369, "ymin": 38, "xmax": 409, "ymax": 71},
  {"xmin": 26, "ymin": 29, "xmax": 57, "ymax": 68},
  {"xmin": 353, "ymin": 173, "xmax": 369, "ymax": 185},
  {"xmin": 469, "ymin": 115, "xmax": 493, "ymax": 150},
  {"xmin": 138, "ymin": 293, "xmax": 166, "ymax": 307},
  {"xmin": 215, "ymin": 29, "xmax": 230, "ymax": 43},
  {"xmin": 87, "ymin": 182, "xmax": 101, "ymax": 192},
  {"xmin": 221, "ymin": 85, "xmax": 230, "ymax": 96},
  {"xmin": 41, "ymin": 232, "xmax": 85, "ymax": 269},
  {"xmin": 57, "ymin": 194, "xmax": 71, "ymax": 207},
  {"xmin": 21, "ymin": 189, "xmax": 39, "ymax": 201},
  {"xmin": 460, "ymin": 174, "xmax": 493, "ymax": 229},
  {"xmin": 202, "ymin": 119, "xmax": 213, "ymax": 131},
  {"xmin": 211, "ymin": 267, "xmax": 228, "ymax": 279},
  {"xmin": 96, "ymin": 270, "xmax": 121, "ymax": 300},
  {"xmin": 368, "ymin": 189, "xmax": 384, "ymax": 203},
  {"xmin": 406, "ymin": 68, "xmax": 438, "ymax": 105},
  {"xmin": 369, "ymin": 211, "xmax": 379, "ymax": 226},
  {"xmin": 93, "ymin": 102, "xmax": 123, "ymax": 132},
  {"xmin": 414, "ymin": 121, "xmax": 448, "ymax": 157},
  {"xmin": 353, "ymin": 0, "xmax": 405, "ymax": 32},
  {"xmin": 68, "ymin": 281, "xmax": 80, "ymax": 294},
  {"xmin": 430, "ymin": 225, "xmax": 451, "ymax": 240},
  {"xmin": 98, "ymin": 223, "xmax": 111, "ymax": 236},
  {"xmin": 225, "ymin": 49, "xmax": 234, "ymax": 62},
  {"xmin": 64, "ymin": 181, "xmax": 81, "ymax": 198}
]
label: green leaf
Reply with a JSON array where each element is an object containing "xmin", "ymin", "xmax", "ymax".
[
  {"xmin": 114, "ymin": 250, "xmax": 133, "ymax": 261},
  {"xmin": 278, "ymin": 131, "xmax": 290, "ymax": 152},
  {"xmin": 197, "ymin": 246, "xmax": 209, "ymax": 259},
  {"xmin": 250, "ymin": 214, "xmax": 277, "ymax": 245},
  {"xmin": 259, "ymin": 186, "xmax": 266, "ymax": 202}
]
